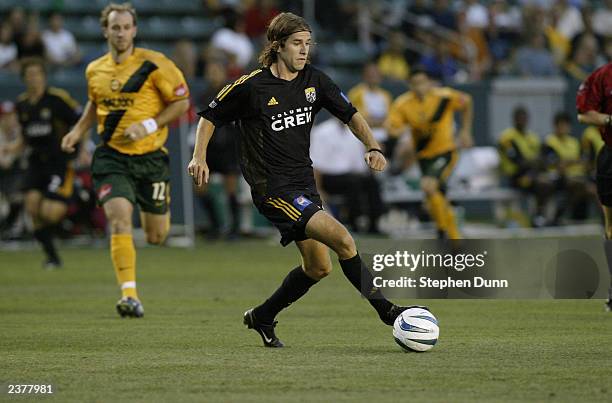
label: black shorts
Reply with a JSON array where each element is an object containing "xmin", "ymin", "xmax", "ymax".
[
  {"xmin": 597, "ymin": 145, "xmax": 612, "ymax": 206},
  {"xmin": 23, "ymin": 160, "xmax": 74, "ymax": 203},
  {"xmin": 253, "ymin": 190, "xmax": 323, "ymax": 246}
]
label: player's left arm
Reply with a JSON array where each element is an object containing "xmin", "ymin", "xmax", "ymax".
[
  {"xmin": 455, "ymin": 90, "xmax": 473, "ymax": 148},
  {"xmin": 125, "ymin": 57, "xmax": 191, "ymax": 141},
  {"xmin": 347, "ymin": 112, "xmax": 386, "ymax": 171}
]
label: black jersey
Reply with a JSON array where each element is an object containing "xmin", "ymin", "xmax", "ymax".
[
  {"xmin": 198, "ymin": 65, "xmax": 357, "ymax": 195},
  {"xmin": 16, "ymin": 87, "xmax": 81, "ymax": 164}
]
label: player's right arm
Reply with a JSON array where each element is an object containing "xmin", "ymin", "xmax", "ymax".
[
  {"xmin": 188, "ymin": 117, "xmax": 215, "ymax": 186},
  {"xmin": 61, "ymin": 100, "xmax": 96, "ymax": 153},
  {"xmin": 576, "ymin": 66, "xmax": 612, "ymax": 128}
]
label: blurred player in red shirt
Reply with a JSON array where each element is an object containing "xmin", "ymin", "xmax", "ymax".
[{"xmin": 576, "ymin": 62, "xmax": 612, "ymax": 311}]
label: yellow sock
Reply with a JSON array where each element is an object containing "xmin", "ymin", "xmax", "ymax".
[
  {"xmin": 426, "ymin": 191, "xmax": 448, "ymax": 232},
  {"xmin": 111, "ymin": 234, "xmax": 138, "ymax": 300},
  {"xmin": 444, "ymin": 204, "xmax": 461, "ymax": 239}
]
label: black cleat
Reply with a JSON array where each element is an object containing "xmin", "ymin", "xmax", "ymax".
[
  {"xmin": 116, "ymin": 297, "xmax": 144, "ymax": 318},
  {"xmin": 381, "ymin": 304, "xmax": 430, "ymax": 326},
  {"xmin": 243, "ymin": 308, "xmax": 284, "ymax": 348},
  {"xmin": 605, "ymin": 299, "xmax": 611, "ymax": 312}
]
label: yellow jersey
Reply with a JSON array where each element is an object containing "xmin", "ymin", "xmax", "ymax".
[
  {"xmin": 544, "ymin": 134, "xmax": 585, "ymax": 178},
  {"xmin": 386, "ymin": 87, "xmax": 466, "ymax": 159},
  {"xmin": 581, "ymin": 125, "xmax": 604, "ymax": 163},
  {"xmin": 497, "ymin": 127, "xmax": 541, "ymax": 177},
  {"xmin": 347, "ymin": 83, "xmax": 392, "ymax": 125},
  {"xmin": 86, "ymin": 48, "xmax": 189, "ymax": 155}
]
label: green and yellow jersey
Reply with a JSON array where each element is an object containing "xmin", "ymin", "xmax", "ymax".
[
  {"xmin": 386, "ymin": 87, "xmax": 467, "ymax": 159},
  {"xmin": 543, "ymin": 134, "xmax": 585, "ymax": 178},
  {"xmin": 86, "ymin": 48, "xmax": 189, "ymax": 155},
  {"xmin": 581, "ymin": 125, "xmax": 604, "ymax": 163},
  {"xmin": 497, "ymin": 127, "xmax": 541, "ymax": 177}
]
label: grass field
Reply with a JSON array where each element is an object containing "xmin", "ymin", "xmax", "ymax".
[{"xmin": 1, "ymin": 239, "xmax": 612, "ymax": 402}]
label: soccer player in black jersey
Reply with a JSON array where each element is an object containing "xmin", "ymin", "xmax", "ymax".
[
  {"xmin": 15, "ymin": 58, "xmax": 81, "ymax": 268},
  {"xmin": 189, "ymin": 13, "xmax": 425, "ymax": 347}
]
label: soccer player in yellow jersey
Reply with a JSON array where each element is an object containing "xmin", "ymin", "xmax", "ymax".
[
  {"xmin": 61, "ymin": 3, "xmax": 190, "ymax": 317},
  {"xmin": 386, "ymin": 67, "xmax": 473, "ymax": 239}
]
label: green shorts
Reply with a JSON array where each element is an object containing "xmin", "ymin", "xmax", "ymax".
[
  {"xmin": 92, "ymin": 145, "xmax": 170, "ymax": 214},
  {"xmin": 418, "ymin": 150, "xmax": 458, "ymax": 182}
]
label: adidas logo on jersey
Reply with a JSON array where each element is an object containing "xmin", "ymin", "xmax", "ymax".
[{"xmin": 267, "ymin": 97, "xmax": 279, "ymax": 106}]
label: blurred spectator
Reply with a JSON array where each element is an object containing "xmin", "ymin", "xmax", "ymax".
[
  {"xmin": 17, "ymin": 20, "xmax": 45, "ymax": 60},
  {"xmin": 456, "ymin": 9, "xmax": 492, "ymax": 80},
  {"xmin": 377, "ymin": 30, "xmax": 410, "ymax": 81},
  {"xmin": 172, "ymin": 39, "xmax": 197, "ymax": 80},
  {"xmin": 0, "ymin": 22, "xmax": 18, "ymax": 70},
  {"xmin": 8, "ymin": 7, "xmax": 26, "ymax": 45},
  {"xmin": 347, "ymin": 62, "xmax": 392, "ymax": 145},
  {"xmin": 564, "ymin": 33, "xmax": 600, "ymax": 82},
  {"xmin": 0, "ymin": 101, "xmax": 25, "ymax": 238},
  {"xmin": 543, "ymin": 112, "xmax": 593, "ymax": 223},
  {"xmin": 192, "ymin": 61, "xmax": 242, "ymax": 239},
  {"xmin": 498, "ymin": 106, "xmax": 552, "ymax": 227},
  {"xmin": 464, "ymin": 0, "xmax": 489, "ymax": 30},
  {"xmin": 311, "ymin": 118, "xmax": 385, "ymax": 234},
  {"xmin": 41, "ymin": 12, "xmax": 80, "ymax": 68},
  {"xmin": 244, "ymin": 0, "xmax": 279, "ymax": 39},
  {"xmin": 592, "ymin": 0, "xmax": 612, "ymax": 37},
  {"xmin": 418, "ymin": 40, "xmax": 460, "ymax": 83},
  {"xmin": 431, "ymin": 0, "xmax": 457, "ymax": 31},
  {"xmin": 210, "ymin": 9, "xmax": 254, "ymax": 71},
  {"xmin": 554, "ymin": 0, "xmax": 584, "ymax": 41},
  {"xmin": 487, "ymin": 0, "xmax": 522, "ymax": 65},
  {"xmin": 514, "ymin": 32, "xmax": 558, "ymax": 76}
]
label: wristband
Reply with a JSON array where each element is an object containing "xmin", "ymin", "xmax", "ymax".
[
  {"xmin": 368, "ymin": 148, "xmax": 383, "ymax": 154},
  {"xmin": 141, "ymin": 118, "xmax": 158, "ymax": 134}
]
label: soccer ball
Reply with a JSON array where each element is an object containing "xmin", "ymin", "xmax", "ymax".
[{"xmin": 393, "ymin": 307, "xmax": 439, "ymax": 352}]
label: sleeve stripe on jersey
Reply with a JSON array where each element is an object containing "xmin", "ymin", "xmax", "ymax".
[
  {"xmin": 101, "ymin": 109, "xmax": 127, "ymax": 143},
  {"xmin": 121, "ymin": 61, "xmax": 159, "ymax": 93},
  {"xmin": 217, "ymin": 69, "xmax": 262, "ymax": 101},
  {"xmin": 430, "ymin": 98, "xmax": 450, "ymax": 123},
  {"xmin": 48, "ymin": 87, "xmax": 80, "ymax": 110}
]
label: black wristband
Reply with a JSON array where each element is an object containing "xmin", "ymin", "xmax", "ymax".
[{"xmin": 368, "ymin": 148, "xmax": 383, "ymax": 154}]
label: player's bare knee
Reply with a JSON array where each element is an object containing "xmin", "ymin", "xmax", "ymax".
[
  {"xmin": 421, "ymin": 178, "xmax": 439, "ymax": 195},
  {"xmin": 146, "ymin": 229, "xmax": 167, "ymax": 245},
  {"xmin": 109, "ymin": 217, "xmax": 132, "ymax": 234},
  {"xmin": 304, "ymin": 262, "xmax": 332, "ymax": 280},
  {"xmin": 335, "ymin": 231, "xmax": 357, "ymax": 260}
]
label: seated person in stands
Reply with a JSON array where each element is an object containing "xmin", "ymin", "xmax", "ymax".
[
  {"xmin": 543, "ymin": 112, "xmax": 595, "ymax": 224},
  {"xmin": 311, "ymin": 118, "xmax": 385, "ymax": 234},
  {"xmin": 498, "ymin": 106, "xmax": 553, "ymax": 227},
  {"xmin": 581, "ymin": 124, "xmax": 604, "ymax": 184}
]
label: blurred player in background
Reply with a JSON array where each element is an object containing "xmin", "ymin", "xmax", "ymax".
[
  {"xmin": 576, "ymin": 61, "xmax": 612, "ymax": 311},
  {"xmin": 62, "ymin": 3, "xmax": 190, "ymax": 317},
  {"xmin": 190, "ymin": 12, "xmax": 424, "ymax": 348},
  {"xmin": 0, "ymin": 101, "xmax": 24, "ymax": 238},
  {"xmin": 194, "ymin": 61, "xmax": 241, "ymax": 240},
  {"xmin": 386, "ymin": 67, "xmax": 473, "ymax": 239},
  {"xmin": 498, "ymin": 106, "xmax": 552, "ymax": 227},
  {"xmin": 15, "ymin": 58, "xmax": 81, "ymax": 268},
  {"xmin": 543, "ymin": 112, "xmax": 592, "ymax": 224}
]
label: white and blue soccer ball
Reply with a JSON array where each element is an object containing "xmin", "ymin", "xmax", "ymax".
[{"xmin": 393, "ymin": 307, "xmax": 439, "ymax": 352}]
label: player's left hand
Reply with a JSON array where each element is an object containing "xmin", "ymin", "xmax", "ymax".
[
  {"xmin": 365, "ymin": 150, "xmax": 387, "ymax": 171},
  {"xmin": 124, "ymin": 122, "xmax": 148, "ymax": 141}
]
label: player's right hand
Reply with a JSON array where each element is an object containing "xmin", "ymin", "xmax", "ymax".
[
  {"xmin": 61, "ymin": 130, "xmax": 81, "ymax": 153},
  {"xmin": 188, "ymin": 158, "xmax": 209, "ymax": 187}
]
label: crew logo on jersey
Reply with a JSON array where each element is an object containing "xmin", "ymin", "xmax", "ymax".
[
  {"xmin": 271, "ymin": 106, "xmax": 313, "ymax": 132},
  {"xmin": 305, "ymin": 87, "xmax": 316, "ymax": 103}
]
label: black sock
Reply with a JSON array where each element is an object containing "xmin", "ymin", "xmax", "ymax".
[
  {"xmin": 228, "ymin": 193, "xmax": 240, "ymax": 233},
  {"xmin": 33, "ymin": 227, "xmax": 59, "ymax": 262},
  {"xmin": 199, "ymin": 194, "xmax": 220, "ymax": 231},
  {"xmin": 604, "ymin": 240, "xmax": 612, "ymax": 299},
  {"xmin": 254, "ymin": 266, "xmax": 318, "ymax": 323},
  {"xmin": 339, "ymin": 253, "xmax": 393, "ymax": 317}
]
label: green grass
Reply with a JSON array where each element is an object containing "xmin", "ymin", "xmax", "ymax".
[{"xmin": 1, "ymin": 240, "xmax": 611, "ymax": 402}]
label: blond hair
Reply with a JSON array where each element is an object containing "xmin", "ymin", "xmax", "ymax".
[
  {"xmin": 100, "ymin": 2, "xmax": 137, "ymax": 28},
  {"xmin": 258, "ymin": 12, "xmax": 311, "ymax": 67}
]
